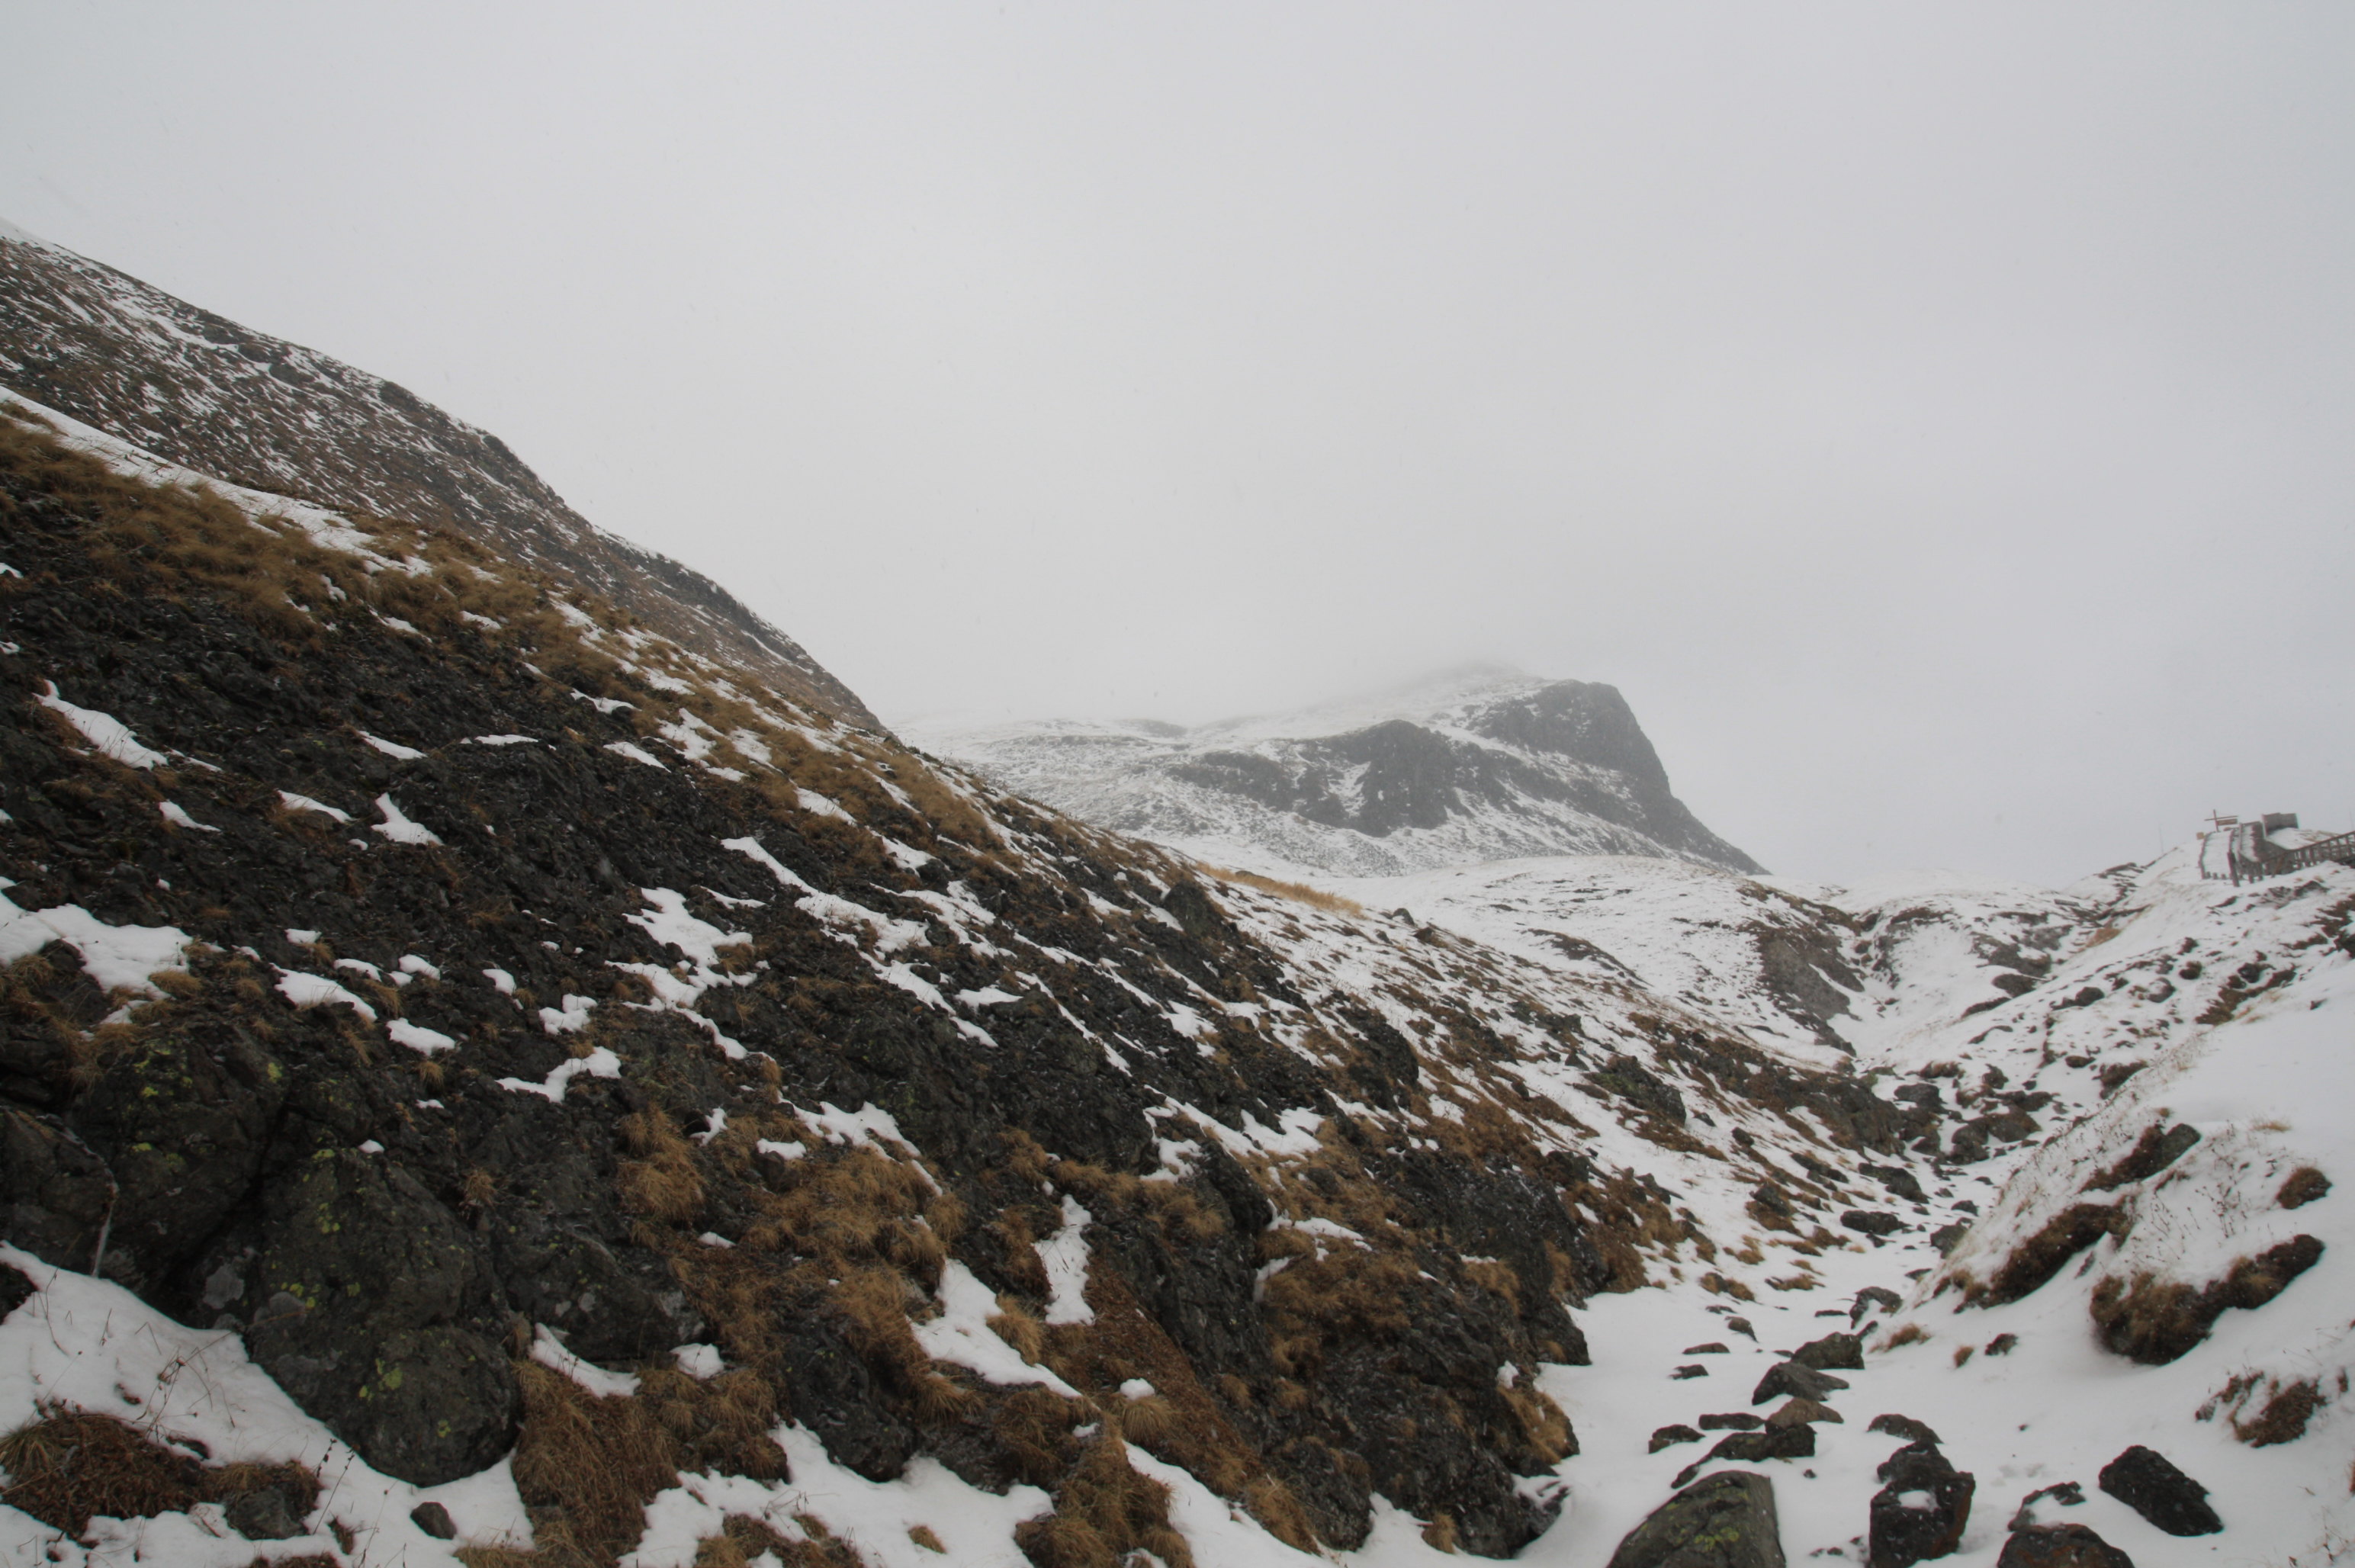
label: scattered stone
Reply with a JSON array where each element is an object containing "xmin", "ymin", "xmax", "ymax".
[
  {"xmin": 2007, "ymin": 1481, "xmax": 2084, "ymax": 1530},
  {"xmin": 2277, "ymin": 1167, "xmax": 2331, "ymax": 1210},
  {"xmin": 1674, "ymin": 1427, "xmax": 1816, "ymax": 1489},
  {"xmin": 1852, "ymin": 1287, "xmax": 1903, "ymax": 1323},
  {"xmin": 1753, "ymin": 1361, "xmax": 1849, "ymax": 1406},
  {"xmin": 1930, "ymin": 1223, "xmax": 1968, "ymax": 1255},
  {"xmin": 1672, "ymin": 1364, "xmax": 1711, "ymax": 1380},
  {"xmin": 1792, "ymin": 1332, "xmax": 1864, "ymax": 1370},
  {"xmin": 1650, "ymin": 1424, "xmax": 1703, "ymax": 1453},
  {"xmin": 1869, "ymin": 1441, "xmax": 1974, "ymax": 1568},
  {"xmin": 1996, "ymin": 1524, "xmax": 2134, "ymax": 1566},
  {"xmin": 1984, "ymin": 1333, "xmax": 2018, "ymax": 1356},
  {"xmin": 1868, "ymin": 1413, "xmax": 1941, "ymax": 1446},
  {"xmin": 1765, "ymin": 1398, "xmax": 1841, "ymax": 1430},
  {"xmin": 410, "ymin": 1502, "xmax": 458, "ymax": 1540},
  {"xmin": 0, "ymin": 1263, "xmax": 34, "ymax": 1319},
  {"xmin": 1844, "ymin": 1210, "xmax": 1905, "ymax": 1237},
  {"xmin": 1753, "ymin": 1184, "xmax": 1794, "ymax": 1216},
  {"xmin": 1727, "ymin": 1316, "xmax": 1757, "ymax": 1340},
  {"xmin": 1685, "ymin": 1342, "xmax": 1732, "ymax": 1354},
  {"xmin": 1700, "ymin": 1412, "xmax": 1764, "ymax": 1431},
  {"xmin": 2096, "ymin": 1446, "xmax": 2221, "ymax": 1537},
  {"xmin": 1606, "ymin": 1470, "xmax": 1786, "ymax": 1568},
  {"xmin": 225, "ymin": 1486, "xmax": 304, "ymax": 1541}
]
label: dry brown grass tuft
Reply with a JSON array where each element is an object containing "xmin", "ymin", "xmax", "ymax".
[
  {"xmin": 1880, "ymin": 1322, "xmax": 1928, "ymax": 1351},
  {"xmin": 617, "ymin": 1110, "xmax": 708, "ymax": 1226},
  {"xmin": 0, "ymin": 1406, "xmax": 318, "ymax": 1538},
  {"xmin": 1203, "ymin": 866, "xmax": 1364, "ymax": 917},
  {"xmin": 2233, "ymin": 1377, "xmax": 2324, "ymax": 1447},
  {"xmin": 1014, "ymin": 1430, "xmax": 1195, "ymax": 1568},
  {"xmin": 1969, "ymin": 1203, "xmax": 2119, "ymax": 1307},
  {"xmin": 507, "ymin": 1362, "xmax": 681, "ymax": 1563},
  {"xmin": 1499, "ymin": 1376, "xmax": 1577, "ymax": 1466}
]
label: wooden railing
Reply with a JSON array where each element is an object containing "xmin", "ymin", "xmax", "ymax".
[{"xmin": 2212, "ymin": 827, "xmax": 2355, "ymax": 882}]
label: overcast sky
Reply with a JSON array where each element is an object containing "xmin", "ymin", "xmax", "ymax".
[{"xmin": 5, "ymin": 3, "xmax": 2351, "ymax": 885}]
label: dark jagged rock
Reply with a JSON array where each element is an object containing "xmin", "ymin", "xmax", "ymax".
[
  {"xmin": 2096, "ymin": 1446, "xmax": 2221, "ymax": 1537},
  {"xmin": 410, "ymin": 1502, "xmax": 458, "ymax": 1540},
  {"xmin": 1675, "ymin": 1425, "xmax": 1815, "ymax": 1487},
  {"xmin": 1997, "ymin": 1524, "xmax": 2133, "ymax": 1566},
  {"xmin": 1868, "ymin": 1413, "xmax": 1942, "ymax": 1446},
  {"xmin": 0, "ymin": 1105, "xmax": 114, "ymax": 1277},
  {"xmin": 1699, "ymin": 1412, "xmax": 1763, "ymax": 1431},
  {"xmin": 1650, "ymin": 1424, "xmax": 1702, "ymax": 1452},
  {"xmin": 1870, "ymin": 1441, "xmax": 1974, "ymax": 1567},
  {"xmin": 1765, "ymin": 1398, "xmax": 1839, "ymax": 1429},
  {"xmin": 1608, "ymin": 1470, "xmax": 1787, "ymax": 1568},
  {"xmin": 1753, "ymin": 1361, "xmax": 1849, "ymax": 1405},
  {"xmin": 1852, "ymin": 1286, "xmax": 1903, "ymax": 1322},
  {"xmin": 0, "ymin": 1261, "xmax": 33, "ymax": 1319},
  {"xmin": 225, "ymin": 1483, "xmax": 306, "ymax": 1540},
  {"xmin": 1843, "ymin": 1209, "xmax": 1904, "ymax": 1237},
  {"xmin": 1791, "ymin": 1331, "xmax": 1864, "ymax": 1370}
]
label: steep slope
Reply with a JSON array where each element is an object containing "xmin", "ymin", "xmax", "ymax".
[
  {"xmin": 914, "ymin": 667, "xmax": 1761, "ymax": 879},
  {"xmin": 0, "ymin": 316, "xmax": 2347, "ymax": 1565},
  {"xmin": 0, "ymin": 220, "xmax": 878, "ymax": 730},
  {"xmin": 0, "ymin": 394, "xmax": 1933, "ymax": 1566}
]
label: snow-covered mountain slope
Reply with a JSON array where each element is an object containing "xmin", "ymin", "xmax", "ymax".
[
  {"xmin": 912, "ymin": 667, "xmax": 1761, "ymax": 880},
  {"xmin": 0, "ymin": 220, "xmax": 879, "ymax": 730},
  {"xmin": 1, "ymin": 285, "xmax": 2350, "ymax": 1566}
]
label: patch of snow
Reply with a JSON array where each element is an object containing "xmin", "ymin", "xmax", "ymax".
[
  {"xmin": 387, "ymin": 1018, "xmax": 457, "ymax": 1055},
  {"xmin": 274, "ymin": 969, "xmax": 378, "ymax": 1022},
  {"xmin": 499, "ymin": 1046, "xmax": 622, "ymax": 1103},
  {"xmin": 358, "ymin": 731, "xmax": 426, "ymax": 760},
  {"xmin": 158, "ymin": 800, "xmax": 218, "ymax": 832},
  {"xmin": 532, "ymin": 1324, "xmax": 641, "ymax": 1398},
  {"xmin": 1039, "ymin": 1195, "xmax": 1096, "ymax": 1325},
  {"xmin": 0, "ymin": 888, "xmax": 189, "ymax": 991},
  {"xmin": 278, "ymin": 790, "xmax": 351, "ymax": 823},
  {"xmin": 606, "ymin": 740, "xmax": 667, "ymax": 768},
  {"xmin": 371, "ymin": 794, "xmax": 443, "ymax": 845},
  {"xmin": 539, "ymin": 993, "xmax": 596, "ymax": 1034},
  {"xmin": 37, "ymin": 682, "xmax": 169, "ymax": 767}
]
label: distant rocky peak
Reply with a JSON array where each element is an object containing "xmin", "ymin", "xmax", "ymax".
[{"xmin": 914, "ymin": 668, "xmax": 1760, "ymax": 878}]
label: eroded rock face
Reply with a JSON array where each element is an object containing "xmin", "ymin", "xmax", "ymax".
[
  {"xmin": 2096, "ymin": 1446, "xmax": 2221, "ymax": 1537},
  {"xmin": 1869, "ymin": 1441, "xmax": 1974, "ymax": 1568},
  {"xmin": 1608, "ymin": 1470, "xmax": 1786, "ymax": 1568}
]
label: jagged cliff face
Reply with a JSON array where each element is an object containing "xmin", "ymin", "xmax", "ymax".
[
  {"xmin": 0, "ymin": 223, "xmax": 879, "ymax": 731},
  {"xmin": 0, "ymin": 256, "xmax": 2349, "ymax": 1568},
  {"xmin": 914, "ymin": 669, "xmax": 1763, "ymax": 880}
]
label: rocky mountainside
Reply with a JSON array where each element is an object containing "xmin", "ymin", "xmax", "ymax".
[
  {"xmin": 0, "ymin": 258, "xmax": 2347, "ymax": 1568},
  {"xmin": 0, "ymin": 219, "xmax": 878, "ymax": 731},
  {"xmin": 912, "ymin": 667, "xmax": 1763, "ymax": 880}
]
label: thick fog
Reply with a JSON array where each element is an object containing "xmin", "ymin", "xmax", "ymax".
[{"xmin": 5, "ymin": 4, "xmax": 2350, "ymax": 885}]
